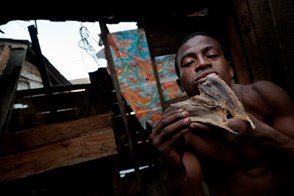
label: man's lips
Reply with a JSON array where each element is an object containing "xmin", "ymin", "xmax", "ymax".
[
  {"xmin": 195, "ymin": 77, "xmax": 207, "ymax": 85},
  {"xmin": 194, "ymin": 71, "xmax": 216, "ymax": 85}
]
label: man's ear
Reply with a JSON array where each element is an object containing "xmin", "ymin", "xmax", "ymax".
[
  {"xmin": 176, "ymin": 79, "xmax": 185, "ymax": 92},
  {"xmin": 228, "ymin": 62, "xmax": 234, "ymax": 78},
  {"xmin": 229, "ymin": 62, "xmax": 234, "ymax": 78}
]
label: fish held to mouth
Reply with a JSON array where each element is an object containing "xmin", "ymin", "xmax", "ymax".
[{"xmin": 170, "ymin": 73, "xmax": 255, "ymax": 134}]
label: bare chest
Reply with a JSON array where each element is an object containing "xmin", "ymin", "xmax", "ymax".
[{"xmin": 187, "ymin": 134, "xmax": 266, "ymax": 170}]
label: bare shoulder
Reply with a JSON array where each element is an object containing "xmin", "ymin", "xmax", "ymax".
[
  {"xmin": 250, "ymin": 80, "xmax": 283, "ymax": 92},
  {"xmin": 242, "ymin": 80, "xmax": 294, "ymax": 115},
  {"xmin": 250, "ymin": 80, "xmax": 290, "ymax": 102}
]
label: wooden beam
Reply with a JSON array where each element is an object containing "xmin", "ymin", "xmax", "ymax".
[
  {"xmin": 10, "ymin": 87, "xmax": 91, "ymax": 129},
  {"xmin": 225, "ymin": 1, "xmax": 252, "ymax": 84},
  {"xmin": 28, "ymin": 25, "xmax": 51, "ymax": 91},
  {"xmin": 229, "ymin": 0, "xmax": 269, "ymax": 82},
  {"xmin": 0, "ymin": 114, "xmax": 113, "ymax": 155},
  {"xmin": 0, "ymin": 45, "xmax": 28, "ymax": 133},
  {"xmin": 0, "ymin": 126, "xmax": 117, "ymax": 183},
  {"xmin": 0, "ymin": 45, "xmax": 11, "ymax": 77},
  {"xmin": 99, "ymin": 19, "xmax": 142, "ymax": 192}
]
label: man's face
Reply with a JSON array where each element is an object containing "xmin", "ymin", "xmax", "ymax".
[{"xmin": 176, "ymin": 35, "xmax": 233, "ymax": 97}]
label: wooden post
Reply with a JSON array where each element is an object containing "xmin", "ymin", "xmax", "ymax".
[
  {"xmin": 0, "ymin": 44, "xmax": 27, "ymax": 132},
  {"xmin": 28, "ymin": 25, "xmax": 51, "ymax": 94},
  {"xmin": 98, "ymin": 20, "xmax": 142, "ymax": 193}
]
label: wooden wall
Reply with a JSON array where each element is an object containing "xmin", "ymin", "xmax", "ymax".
[{"xmin": 226, "ymin": 0, "xmax": 294, "ymax": 100}]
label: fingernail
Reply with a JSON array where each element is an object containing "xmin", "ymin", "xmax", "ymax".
[
  {"xmin": 181, "ymin": 111, "xmax": 189, "ymax": 117},
  {"xmin": 183, "ymin": 117, "xmax": 190, "ymax": 123}
]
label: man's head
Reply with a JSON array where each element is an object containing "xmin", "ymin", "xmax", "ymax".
[
  {"xmin": 175, "ymin": 32, "xmax": 233, "ymax": 97},
  {"xmin": 175, "ymin": 32, "xmax": 214, "ymax": 77}
]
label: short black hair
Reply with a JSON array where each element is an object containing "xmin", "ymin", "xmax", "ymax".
[{"xmin": 174, "ymin": 31, "xmax": 228, "ymax": 77}]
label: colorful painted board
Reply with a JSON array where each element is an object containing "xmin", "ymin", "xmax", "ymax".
[{"xmin": 107, "ymin": 28, "xmax": 186, "ymax": 129}]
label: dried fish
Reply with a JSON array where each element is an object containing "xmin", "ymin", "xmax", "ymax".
[{"xmin": 170, "ymin": 73, "xmax": 255, "ymax": 134}]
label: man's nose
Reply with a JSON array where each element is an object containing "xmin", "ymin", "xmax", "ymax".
[{"xmin": 195, "ymin": 57, "xmax": 211, "ymax": 71}]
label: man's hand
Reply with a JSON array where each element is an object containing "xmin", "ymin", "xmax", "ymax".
[{"xmin": 149, "ymin": 108, "xmax": 191, "ymax": 167}]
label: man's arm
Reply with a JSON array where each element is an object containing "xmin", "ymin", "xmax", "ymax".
[
  {"xmin": 167, "ymin": 151, "xmax": 204, "ymax": 196},
  {"xmin": 149, "ymin": 108, "xmax": 203, "ymax": 196},
  {"xmin": 233, "ymin": 80, "xmax": 294, "ymax": 159}
]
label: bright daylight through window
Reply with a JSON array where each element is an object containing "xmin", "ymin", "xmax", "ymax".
[{"xmin": 0, "ymin": 20, "xmax": 137, "ymax": 85}]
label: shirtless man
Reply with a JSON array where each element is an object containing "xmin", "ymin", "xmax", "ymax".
[{"xmin": 149, "ymin": 32, "xmax": 294, "ymax": 196}]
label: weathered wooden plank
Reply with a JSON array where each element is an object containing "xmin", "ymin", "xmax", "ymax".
[
  {"xmin": 248, "ymin": 0, "xmax": 294, "ymax": 97},
  {"xmin": 149, "ymin": 46, "xmax": 178, "ymax": 58},
  {"xmin": 9, "ymin": 107, "xmax": 82, "ymax": 130},
  {"xmin": 16, "ymin": 84, "xmax": 90, "ymax": 97},
  {"xmin": 0, "ymin": 126, "xmax": 117, "ymax": 183},
  {"xmin": 0, "ymin": 114, "xmax": 113, "ymax": 155},
  {"xmin": 225, "ymin": 2, "xmax": 251, "ymax": 84},
  {"xmin": 28, "ymin": 25, "xmax": 51, "ymax": 90},
  {"xmin": 14, "ymin": 89, "xmax": 89, "ymax": 113},
  {"xmin": 0, "ymin": 45, "xmax": 28, "ymax": 133},
  {"xmin": 248, "ymin": 0, "xmax": 280, "ymax": 80},
  {"xmin": 269, "ymin": 0, "xmax": 294, "ymax": 99},
  {"xmin": 147, "ymin": 33, "xmax": 187, "ymax": 49},
  {"xmin": 145, "ymin": 16, "xmax": 225, "ymax": 57},
  {"xmin": 0, "ymin": 45, "xmax": 11, "ymax": 77},
  {"xmin": 231, "ymin": 0, "xmax": 269, "ymax": 82},
  {"xmin": 8, "ymin": 84, "xmax": 95, "ymax": 130},
  {"xmin": 229, "ymin": 0, "xmax": 294, "ymax": 99}
]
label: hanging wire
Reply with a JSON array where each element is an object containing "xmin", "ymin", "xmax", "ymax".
[{"xmin": 78, "ymin": 24, "xmax": 103, "ymax": 68}]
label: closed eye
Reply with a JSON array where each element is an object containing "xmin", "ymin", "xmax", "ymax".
[
  {"xmin": 207, "ymin": 54, "xmax": 220, "ymax": 59},
  {"xmin": 181, "ymin": 60, "xmax": 194, "ymax": 68}
]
